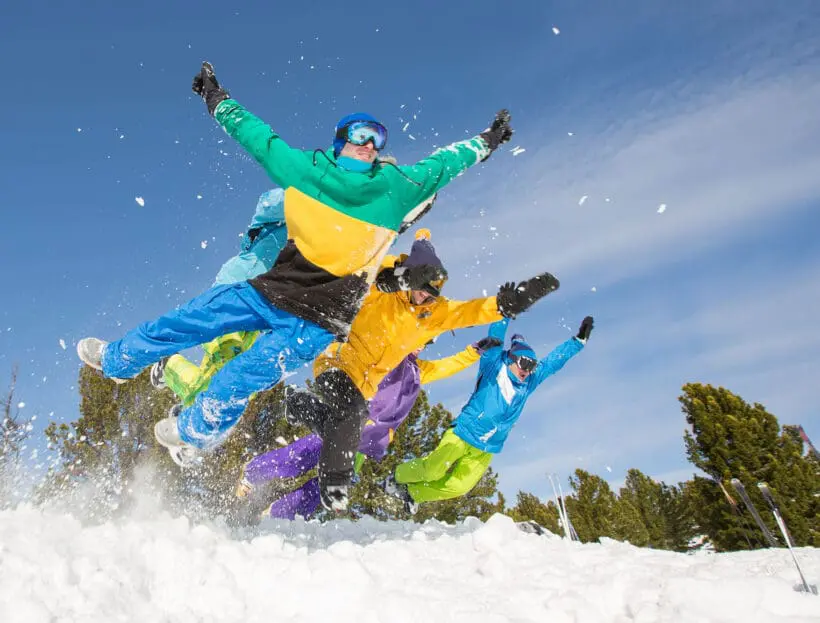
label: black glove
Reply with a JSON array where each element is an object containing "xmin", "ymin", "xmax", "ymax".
[
  {"xmin": 192, "ymin": 61, "xmax": 230, "ymax": 116},
  {"xmin": 496, "ymin": 272, "xmax": 560, "ymax": 319},
  {"xmin": 474, "ymin": 336, "xmax": 503, "ymax": 355},
  {"xmin": 576, "ymin": 316, "xmax": 594, "ymax": 342},
  {"xmin": 479, "ymin": 109, "xmax": 514, "ymax": 157},
  {"xmin": 400, "ymin": 264, "xmax": 448, "ymax": 291}
]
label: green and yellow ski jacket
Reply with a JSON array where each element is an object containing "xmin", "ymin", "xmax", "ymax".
[{"xmin": 215, "ymin": 99, "xmax": 490, "ymax": 338}]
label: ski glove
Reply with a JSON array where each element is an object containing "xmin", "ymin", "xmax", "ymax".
[
  {"xmin": 192, "ymin": 61, "xmax": 230, "ymax": 117},
  {"xmin": 496, "ymin": 272, "xmax": 560, "ymax": 319},
  {"xmin": 375, "ymin": 264, "xmax": 448, "ymax": 293},
  {"xmin": 479, "ymin": 109, "xmax": 514, "ymax": 159},
  {"xmin": 576, "ymin": 316, "xmax": 594, "ymax": 343},
  {"xmin": 474, "ymin": 336, "xmax": 503, "ymax": 355}
]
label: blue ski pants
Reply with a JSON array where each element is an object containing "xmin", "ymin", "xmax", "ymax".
[{"xmin": 101, "ymin": 282, "xmax": 334, "ymax": 448}]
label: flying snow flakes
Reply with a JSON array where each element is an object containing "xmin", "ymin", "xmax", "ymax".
[
  {"xmin": 657, "ymin": 203, "xmax": 667, "ymax": 214},
  {"xmin": 76, "ymin": 128, "xmax": 83, "ymax": 133},
  {"xmin": 552, "ymin": 26, "xmax": 561, "ymax": 35},
  {"xmin": 591, "ymin": 286, "xmax": 597, "ymax": 292},
  {"xmin": 135, "ymin": 196, "xmax": 145, "ymax": 207},
  {"xmin": 408, "ymin": 134, "xmax": 416, "ymax": 140},
  {"xmin": 196, "ymin": 194, "xmax": 203, "ymax": 200},
  {"xmin": 17, "ymin": 402, "xmax": 25, "ymax": 409},
  {"xmin": 59, "ymin": 339, "xmax": 66, "ymax": 350},
  {"xmin": 511, "ymin": 146, "xmax": 526, "ymax": 156},
  {"xmin": 606, "ymin": 465, "xmax": 612, "ymax": 473},
  {"xmin": 200, "ymin": 241, "xmax": 208, "ymax": 249},
  {"xmin": 579, "ymin": 195, "xmax": 588, "ymax": 206}
]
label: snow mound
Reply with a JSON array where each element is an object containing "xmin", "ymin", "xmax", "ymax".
[{"xmin": 0, "ymin": 508, "xmax": 816, "ymax": 622}]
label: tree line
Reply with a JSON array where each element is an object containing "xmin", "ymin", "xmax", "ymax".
[{"xmin": 2, "ymin": 367, "xmax": 817, "ymax": 552}]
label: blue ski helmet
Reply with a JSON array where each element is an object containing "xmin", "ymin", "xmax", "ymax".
[{"xmin": 333, "ymin": 112, "xmax": 380, "ymax": 157}]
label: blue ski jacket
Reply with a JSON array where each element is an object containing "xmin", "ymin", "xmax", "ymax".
[
  {"xmin": 213, "ymin": 189, "xmax": 289, "ymax": 285},
  {"xmin": 452, "ymin": 319, "xmax": 584, "ymax": 453}
]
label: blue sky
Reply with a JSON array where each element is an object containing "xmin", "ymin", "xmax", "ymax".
[{"xmin": 1, "ymin": 1, "xmax": 819, "ymax": 500}]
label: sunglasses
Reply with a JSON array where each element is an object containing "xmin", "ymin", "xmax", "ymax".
[
  {"xmin": 515, "ymin": 355, "xmax": 538, "ymax": 373},
  {"xmin": 337, "ymin": 120, "xmax": 388, "ymax": 151}
]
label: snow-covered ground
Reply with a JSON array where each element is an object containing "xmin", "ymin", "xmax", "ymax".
[{"xmin": 0, "ymin": 508, "xmax": 817, "ymax": 623}]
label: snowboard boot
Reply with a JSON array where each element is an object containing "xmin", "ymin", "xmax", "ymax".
[
  {"xmin": 382, "ymin": 474, "xmax": 418, "ymax": 515},
  {"xmin": 150, "ymin": 358, "xmax": 168, "ymax": 390},
  {"xmin": 318, "ymin": 471, "xmax": 350, "ymax": 513},
  {"xmin": 154, "ymin": 404, "xmax": 199, "ymax": 468},
  {"xmin": 77, "ymin": 338, "xmax": 126, "ymax": 384}
]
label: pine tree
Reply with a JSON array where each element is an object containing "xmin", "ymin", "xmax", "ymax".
[
  {"xmin": 505, "ymin": 491, "xmax": 561, "ymax": 534},
  {"xmin": 37, "ymin": 367, "xmax": 179, "ymax": 519},
  {"xmin": 564, "ymin": 469, "xmax": 617, "ymax": 543},
  {"xmin": 1, "ymin": 367, "xmax": 32, "ymax": 508},
  {"xmin": 681, "ymin": 383, "xmax": 819, "ymax": 549},
  {"xmin": 619, "ymin": 469, "xmax": 665, "ymax": 547}
]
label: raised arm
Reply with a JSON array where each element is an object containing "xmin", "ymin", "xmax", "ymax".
[
  {"xmin": 215, "ymin": 100, "xmax": 310, "ymax": 189},
  {"xmin": 531, "ymin": 317, "xmax": 593, "ymax": 387},
  {"xmin": 417, "ymin": 344, "xmax": 481, "ymax": 385},
  {"xmin": 399, "ymin": 110, "xmax": 514, "ymax": 204},
  {"xmin": 192, "ymin": 62, "xmax": 310, "ymax": 189}
]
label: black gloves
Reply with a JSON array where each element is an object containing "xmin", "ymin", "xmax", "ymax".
[
  {"xmin": 376, "ymin": 264, "xmax": 448, "ymax": 293},
  {"xmin": 192, "ymin": 61, "xmax": 230, "ymax": 116},
  {"xmin": 474, "ymin": 336, "xmax": 503, "ymax": 354},
  {"xmin": 480, "ymin": 109, "xmax": 514, "ymax": 158},
  {"xmin": 496, "ymin": 272, "xmax": 560, "ymax": 319},
  {"xmin": 576, "ymin": 316, "xmax": 594, "ymax": 342}
]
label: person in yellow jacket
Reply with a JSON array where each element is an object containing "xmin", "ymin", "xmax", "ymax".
[{"xmin": 285, "ymin": 228, "xmax": 561, "ymax": 508}]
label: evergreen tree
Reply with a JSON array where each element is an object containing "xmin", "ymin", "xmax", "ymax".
[
  {"xmin": 37, "ymin": 367, "xmax": 179, "ymax": 519},
  {"xmin": 681, "ymin": 383, "xmax": 819, "ymax": 549},
  {"xmin": 611, "ymin": 497, "xmax": 650, "ymax": 546},
  {"xmin": 505, "ymin": 491, "xmax": 561, "ymax": 534},
  {"xmin": 1, "ymin": 367, "xmax": 32, "ymax": 508},
  {"xmin": 619, "ymin": 469, "xmax": 665, "ymax": 547},
  {"xmin": 564, "ymin": 469, "xmax": 617, "ymax": 543}
]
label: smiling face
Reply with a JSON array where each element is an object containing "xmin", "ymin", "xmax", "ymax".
[
  {"xmin": 410, "ymin": 289, "xmax": 434, "ymax": 306},
  {"xmin": 340, "ymin": 141, "xmax": 378, "ymax": 163}
]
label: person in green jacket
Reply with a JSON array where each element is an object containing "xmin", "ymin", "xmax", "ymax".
[{"xmin": 77, "ymin": 61, "xmax": 514, "ymax": 512}]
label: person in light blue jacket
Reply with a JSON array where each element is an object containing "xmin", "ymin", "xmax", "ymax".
[
  {"xmin": 386, "ymin": 315, "xmax": 593, "ymax": 512},
  {"xmin": 152, "ymin": 188, "xmax": 289, "ymax": 405}
]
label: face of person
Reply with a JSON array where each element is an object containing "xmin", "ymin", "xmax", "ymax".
[
  {"xmin": 410, "ymin": 289, "xmax": 434, "ymax": 306},
  {"xmin": 509, "ymin": 356, "xmax": 536, "ymax": 381},
  {"xmin": 340, "ymin": 141, "xmax": 378, "ymax": 163}
]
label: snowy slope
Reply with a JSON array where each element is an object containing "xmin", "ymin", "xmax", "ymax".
[{"xmin": 0, "ymin": 508, "xmax": 817, "ymax": 623}]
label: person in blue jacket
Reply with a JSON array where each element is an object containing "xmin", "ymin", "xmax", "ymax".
[
  {"xmin": 149, "ymin": 188, "xmax": 289, "ymax": 406},
  {"xmin": 386, "ymin": 316, "xmax": 594, "ymax": 512}
]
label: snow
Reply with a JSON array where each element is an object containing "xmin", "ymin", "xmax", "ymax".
[
  {"xmin": 658, "ymin": 203, "xmax": 667, "ymax": 214},
  {"xmin": 200, "ymin": 240, "xmax": 208, "ymax": 249},
  {"xmin": 135, "ymin": 196, "xmax": 145, "ymax": 207},
  {"xmin": 16, "ymin": 402, "xmax": 24, "ymax": 409},
  {"xmin": 552, "ymin": 26, "xmax": 561, "ymax": 35},
  {"xmin": 58, "ymin": 339, "xmax": 66, "ymax": 350},
  {"xmin": 579, "ymin": 195, "xmax": 589, "ymax": 206},
  {"xmin": 0, "ymin": 509, "xmax": 816, "ymax": 622}
]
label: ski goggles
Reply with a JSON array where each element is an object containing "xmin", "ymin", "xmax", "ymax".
[
  {"xmin": 419, "ymin": 277, "xmax": 446, "ymax": 298},
  {"xmin": 336, "ymin": 120, "xmax": 388, "ymax": 151},
  {"xmin": 514, "ymin": 355, "xmax": 538, "ymax": 373}
]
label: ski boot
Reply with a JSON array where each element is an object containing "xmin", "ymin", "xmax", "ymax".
[
  {"xmin": 318, "ymin": 471, "xmax": 350, "ymax": 513},
  {"xmin": 76, "ymin": 338, "xmax": 126, "ymax": 384},
  {"xmin": 149, "ymin": 358, "xmax": 168, "ymax": 389},
  {"xmin": 382, "ymin": 474, "xmax": 418, "ymax": 515},
  {"xmin": 154, "ymin": 404, "xmax": 199, "ymax": 468}
]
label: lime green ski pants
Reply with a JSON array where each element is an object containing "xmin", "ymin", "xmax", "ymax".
[
  {"xmin": 164, "ymin": 331, "xmax": 260, "ymax": 406},
  {"xmin": 395, "ymin": 429, "xmax": 493, "ymax": 503}
]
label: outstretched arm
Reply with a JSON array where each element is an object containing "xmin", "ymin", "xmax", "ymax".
[
  {"xmin": 192, "ymin": 63, "xmax": 310, "ymax": 188},
  {"xmin": 435, "ymin": 297, "xmax": 504, "ymax": 332},
  {"xmin": 214, "ymin": 100, "xmax": 310, "ymax": 189},
  {"xmin": 398, "ymin": 110, "xmax": 514, "ymax": 205},
  {"xmin": 530, "ymin": 317, "xmax": 593, "ymax": 387},
  {"xmin": 530, "ymin": 338, "xmax": 584, "ymax": 387},
  {"xmin": 417, "ymin": 345, "xmax": 481, "ymax": 385}
]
